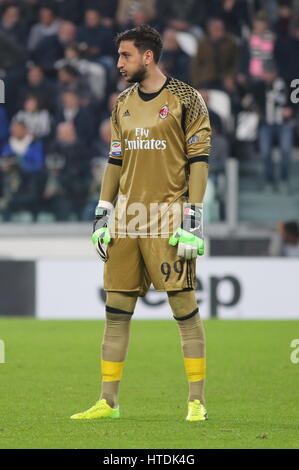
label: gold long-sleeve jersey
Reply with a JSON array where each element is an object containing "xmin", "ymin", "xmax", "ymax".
[{"xmin": 108, "ymin": 77, "xmax": 211, "ymax": 237}]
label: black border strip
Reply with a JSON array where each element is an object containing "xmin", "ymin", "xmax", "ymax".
[
  {"xmin": 174, "ymin": 307, "xmax": 199, "ymax": 321},
  {"xmin": 181, "ymin": 103, "xmax": 187, "ymax": 133},
  {"xmin": 189, "ymin": 156, "xmax": 209, "ymax": 164},
  {"xmin": 106, "ymin": 305, "xmax": 134, "ymax": 315},
  {"xmin": 187, "ymin": 260, "xmax": 192, "ymax": 288},
  {"xmin": 108, "ymin": 157, "xmax": 122, "ymax": 166}
]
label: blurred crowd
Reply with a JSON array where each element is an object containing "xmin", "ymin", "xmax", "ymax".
[{"xmin": 0, "ymin": 0, "xmax": 299, "ymax": 222}]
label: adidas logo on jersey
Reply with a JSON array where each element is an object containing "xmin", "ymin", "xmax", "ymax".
[{"xmin": 123, "ymin": 109, "xmax": 130, "ymax": 117}]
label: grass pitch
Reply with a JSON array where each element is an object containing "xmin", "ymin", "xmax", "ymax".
[{"xmin": 0, "ymin": 318, "xmax": 298, "ymax": 449}]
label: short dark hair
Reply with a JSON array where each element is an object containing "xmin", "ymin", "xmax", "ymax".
[
  {"xmin": 59, "ymin": 64, "xmax": 79, "ymax": 77},
  {"xmin": 115, "ymin": 24, "xmax": 163, "ymax": 63},
  {"xmin": 39, "ymin": 3, "xmax": 57, "ymax": 15},
  {"xmin": 24, "ymin": 93, "xmax": 40, "ymax": 106}
]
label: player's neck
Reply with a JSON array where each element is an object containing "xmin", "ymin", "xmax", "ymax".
[{"xmin": 138, "ymin": 68, "xmax": 167, "ymax": 94}]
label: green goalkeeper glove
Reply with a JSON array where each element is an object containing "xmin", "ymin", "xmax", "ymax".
[
  {"xmin": 92, "ymin": 200, "xmax": 114, "ymax": 262},
  {"xmin": 169, "ymin": 203, "xmax": 204, "ymax": 259}
]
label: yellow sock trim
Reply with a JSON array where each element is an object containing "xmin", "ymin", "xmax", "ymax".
[
  {"xmin": 101, "ymin": 360, "xmax": 124, "ymax": 381},
  {"xmin": 184, "ymin": 357, "xmax": 206, "ymax": 382}
]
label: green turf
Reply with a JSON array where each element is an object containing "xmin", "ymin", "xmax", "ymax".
[{"xmin": 0, "ymin": 318, "xmax": 298, "ymax": 449}]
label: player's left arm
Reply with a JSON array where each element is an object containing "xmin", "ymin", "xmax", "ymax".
[{"xmin": 169, "ymin": 91, "xmax": 211, "ymax": 259}]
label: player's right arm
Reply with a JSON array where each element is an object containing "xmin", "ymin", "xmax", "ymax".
[{"xmin": 92, "ymin": 102, "xmax": 122, "ymax": 261}]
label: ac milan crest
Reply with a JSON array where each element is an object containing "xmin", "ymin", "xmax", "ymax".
[{"xmin": 159, "ymin": 105, "xmax": 169, "ymax": 119}]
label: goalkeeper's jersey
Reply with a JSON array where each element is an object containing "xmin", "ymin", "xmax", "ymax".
[{"xmin": 108, "ymin": 76, "xmax": 211, "ymax": 236}]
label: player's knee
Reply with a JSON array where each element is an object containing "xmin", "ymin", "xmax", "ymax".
[{"xmin": 167, "ymin": 289, "xmax": 197, "ymax": 318}]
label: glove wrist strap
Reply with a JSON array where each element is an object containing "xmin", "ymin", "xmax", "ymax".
[
  {"xmin": 183, "ymin": 203, "xmax": 203, "ymax": 219},
  {"xmin": 182, "ymin": 203, "xmax": 203, "ymax": 239},
  {"xmin": 95, "ymin": 200, "xmax": 114, "ymax": 216}
]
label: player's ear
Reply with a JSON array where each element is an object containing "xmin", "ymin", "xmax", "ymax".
[{"xmin": 144, "ymin": 49, "xmax": 153, "ymax": 65}]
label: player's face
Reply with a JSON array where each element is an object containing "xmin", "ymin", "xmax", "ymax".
[{"xmin": 117, "ymin": 41, "xmax": 148, "ymax": 83}]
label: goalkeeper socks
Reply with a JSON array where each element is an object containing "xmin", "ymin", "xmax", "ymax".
[
  {"xmin": 174, "ymin": 310, "xmax": 206, "ymax": 406},
  {"xmin": 100, "ymin": 307, "xmax": 133, "ymax": 408}
]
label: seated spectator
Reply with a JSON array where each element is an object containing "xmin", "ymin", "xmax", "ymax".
[
  {"xmin": 39, "ymin": 152, "xmax": 73, "ymax": 221},
  {"xmin": 56, "ymin": 20, "xmax": 77, "ymax": 48},
  {"xmin": 252, "ymin": 61, "xmax": 295, "ymax": 192},
  {"xmin": 86, "ymin": 0, "xmax": 118, "ymax": 27},
  {"xmin": 0, "ymin": 26, "xmax": 26, "ymax": 72},
  {"xmin": 48, "ymin": 122, "xmax": 90, "ymax": 218},
  {"xmin": 14, "ymin": 94, "xmax": 52, "ymax": 140},
  {"xmin": 207, "ymin": 0, "xmax": 251, "ymax": 39},
  {"xmin": 76, "ymin": 8, "xmax": 114, "ymax": 60},
  {"xmin": 0, "ymin": 4, "xmax": 29, "ymax": 47},
  {"xmin": 29, "ymin": 20, "xmax": 77, "ymax": 71},
  {"xmin": 55, "ymin": 90, "xmax": 95, "ymax": 144},
  {"xmin": 0, "ymin": 121, "xmax": 44, "ymax": 220},
  {"xmin": 127, "ymin": 5, "xmax": 148, "ymax": 27},
  {"xmin": 1, "ymin": 120, "xmax": 44, "ymax": 173},
  {"xmin": 0, "ymin": 153, "xmax": 41, "ymax": 221},
  {"xmin": 27, "ymin": 5, "xmax": 60, "ymax": 51},
  {"xmin": 191, "ymin": 18, "xmax": 240, "ymax": 92},
  {"xmin": 269, "ymin": 221, "xmax": 299, "ymax": 257},
  {"xmin": 156, "ymin": 0, "xmax": 206, "ymax": 31},
  {"xmin": 57, "ymin": 64, "xmax": 91, "ymax": 101},
  {"xmin": 122, "ymin": 5, "xmax": 159, "ymax": 31},
  {"xmin": 49, "ymin": 121, "xmax": 89, "ymax": 166},
  {"xmin": 257, "ymin": 0, "xmax": 279, "ymax": 27},
  {"xmin": 51, "ymin": 0, "xmax": 84, "ymax": 25},
  {"xmin": 19, "ymin": 64, "xmax": 58, "ymax": 113},
  {"xmin": 55, "ymin": 42, "xmax": 106, "ymax": 102},
  {"xmin": 116, "ymin": 0, "xmax": 156, "ymax": 29},
  {"xmin": 160, "ymin": 29, "xmax": 191, "ymax": 83}
]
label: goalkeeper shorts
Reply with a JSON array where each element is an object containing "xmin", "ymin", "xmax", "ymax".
[{"xmin": 104, "ymin": 236, "xmax": 196, "ymax": 296}]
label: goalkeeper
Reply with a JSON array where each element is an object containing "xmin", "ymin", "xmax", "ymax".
[{"xmin": 71, "ymin": 24, "xmax": 211, "ymax": 422}]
